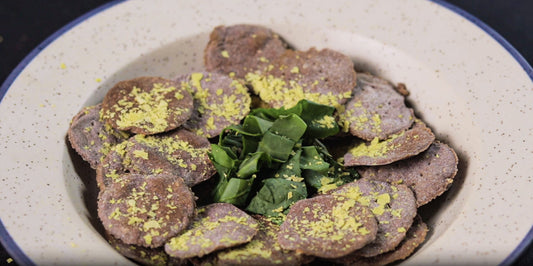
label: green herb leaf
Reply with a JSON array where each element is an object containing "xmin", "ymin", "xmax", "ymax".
[
  {"xmin": 243, "ymin": 115, "xmax": 273, "ymax": 134},
  {"xmin": 268, "ymin": 114, "xmax": 307, "ymax": 141},
  {"xmin": 276, "ymin": 149, "xmax": 302, "ymax": 180},
  {"xmin": 218, "ymin": 133, "xmax": 242, "ymax": 158},
  {"xmin": 300, "ymin": 146, "xmax": 330, "ymax": 172},
  {"xmin": 213, "ymin": 177, "xmax": 255, "ymax": 207},
  {"xmin": 257, "ymin": 131, "xmax": 295, "ymax": 162},
  {"xmin": 249, "ymin": 103, "xmax": 300, "ymax": 121},
  {"xmin": 297, "ymin": 100, "xmax": 339, "ymax": 139},
  {"xmin": 208, "ymin": 99, "xmax": 351, "ymax": 218},
  {"xmin": 303, "ymin": 169, "xmax": 328, "ymax": 190},
  {"xmin": 237, "ymin": 152, "xmax": 271, "ymax": 178},
  {"xmin": 209, "ymin": 144, "xmax": 237, "ymax": 178},
  {"xmin": 302, "ymin": 140, "xmax": 359, "ymax": 193},
  {"xmin": 241, "ymin": 135, "xmax": 259, "ymax": 159},
  {"xmin": 246, "ymin": 178, "xmax": 307, "ymax": 220}
]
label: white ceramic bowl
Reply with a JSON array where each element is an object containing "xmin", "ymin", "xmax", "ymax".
[{"xmin": 1, "ymin": 0, "xmax": 532, "ymax": 265}]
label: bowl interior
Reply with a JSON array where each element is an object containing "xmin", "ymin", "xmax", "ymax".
[{"xmin": 62, "ymin": 26, "xmax": 477, "ymax": 263}]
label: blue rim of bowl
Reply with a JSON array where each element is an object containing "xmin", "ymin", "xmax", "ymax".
[{"xmin": 0, "ymin": 0, "xmax": 531, "ymax": 265}]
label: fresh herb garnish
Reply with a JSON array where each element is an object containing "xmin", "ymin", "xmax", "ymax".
[{"xmin": 208, "ymin": 99, "xmax": 359, "ymax": 223}]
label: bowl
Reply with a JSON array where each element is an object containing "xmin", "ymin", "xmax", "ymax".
[{"xmin": 1, "ymin": 0, "xmax": 532, "ymax": 264}]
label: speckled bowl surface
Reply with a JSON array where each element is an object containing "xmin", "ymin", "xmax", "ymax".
[{"xmin": 1, "ymin": 0, "xmax": 532, "ymax": 265}]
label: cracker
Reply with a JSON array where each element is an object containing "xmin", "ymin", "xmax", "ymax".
[
  {"xmin": 165, "ymin": 203, "xmax": 258, "ymax": 259},
  {"xmin": 358, "ymin": 141, "xmax": 458, "ymax": 206},
  {"xmin": 338, "ymin": 73, "xmax": 414, "ymax": 141},
  {"xmin": 278, "ymin": 194, "xmax": 378, "ymax": 258},
  {"xmin": 125, "ymin": 129, "xmax": 215, "ymax": 186},
  {"xmin": 67, "ymin": 104, "xmax": 129, "ymax": 169},
  {"xmin": 176, "ymin": 72, "xmax": 251, "ymax": 138},
  {"xmin": 329, "ymin": 179, "xmax": 417, "ymax": 257},
  {"xmin": 98, "ymin": 173, "xmax": 196, "ymax": 248},
  {"xmin": 106, "ymin": 232, "xmax": 170, "ymax": 266},
  {"xmin": 101, "ymin": 76, "xmax": 193, "ymax": 135},
  {"xmin": 333, "ymin": 215, "xmax": 428, "ymax": 265},
  {"xmin": 215, "ymin": 215, "xmax": 312, "ymax": 265},
  {"xmin": 204, "ymin": 24, "xmax": 289, "ymax": 79},
  {"xmin": 344, "ymin": 119, "xmax": 435, "ymax": 166},
  {"xmin": 246, "ymin": 48, "xmax": 356, "ymax": 109},
  {"xmin": 96, "ymin": 129, "xmax": 216, "ymax": 189}
]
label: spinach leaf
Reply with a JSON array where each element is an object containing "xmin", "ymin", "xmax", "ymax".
[
  {"xmin": 213, "ymin": 177, "xmax": 255, "ymax": 207},
  {"xmin": 298, "ymin": 100, "xmax": 339, "ymax": 139},
  {"xmin": 276, "ymin": 149, "xmax": 302, "ymax": 180},
  {"xmin": 268, "ymin": 114, "xmax": 307, "ymax": 141},
  {"xmin": 246, "ymin": 178, "xmax": 307, "ymax": 223},
  {"xmin": 300, "ymin": 145, "xmax": 330, "ymax": 172},
  {"xmin": 302, "ymin": 139, "xmax": 359, "ymax": 193},
  {"xmin": 257, "ymin": 132, "xmax": 295, "ymax": 162},
  {"xmin": 209, "ymin": 144, "xmax": 236, "ymax": 178},
  {"xmin": 242, "ymin": 115, "xmax": 273, "ymax": 134},
  {"xmin": 237, "ymin": 152, "xmax": 271, "ymax": 178},
  {"xmin": 209, "ymin": 99, "xmax": 354, "ymax": 220}
]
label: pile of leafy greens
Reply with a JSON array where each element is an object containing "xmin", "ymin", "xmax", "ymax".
[{"xmin": 208, "ymin": 100, "xmax": 359, "ymax": 223}]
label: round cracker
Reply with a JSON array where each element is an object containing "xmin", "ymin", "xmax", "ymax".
[
  {"xmin": 215, "ymin": 215, "xmax": 312, "ymax": 265},
  {"xmin": 329, "ymin": 179, "xmax": 417, "ymax": 257},
  {"xmin": 165, "ymin": 203, "xmax": 258, "ymax": 259},
  {"xmin": 176, "ymin": 72, "xmax": 251, "ymax": 138},
  {"xmin": 67, "ymin": 104, "xmax": 129, "ymax": 169},
  {"xmin": 125, "ymin": 129, "xmax": 215, "ymax": 186},
  {"xmin": 333, "ymin": 215, "xmax": 428, "ymax": 265},
  {"xmin": 343, "ymin": 119, "xmax": 435, "ymax": 166},
  {"xmin": 246, "ymin": 48, "xmax": 356, "ymax": 109},
  {"xmin": 101, "ymin": 76, "xmax": 193, "ymax": 135},
  {"xmin": 97, "ymin": 129, "xmax": 216, "ymax": 189},
  {"xmin": 204, "ymin": 24, "xmax": 289, "ymax": 79},
  {"xmin": 278, "ymin": 194, "xmax": 378, "ymax": 259},
  {"xmin": 98, "ymin": 173, "xmax": 195, "ymax": 248},
  {"xmin": 106, "ymin": 232, "xmax": 169, "ymax": 266},
  {"xmin": 358, "ymin": 141, "xmax": 458, "ymax": 206},
  {"xmin": 338, "ymin": 72, "xmax": 414, "ymax": 141}
]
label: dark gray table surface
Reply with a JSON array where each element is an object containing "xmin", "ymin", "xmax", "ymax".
[{"xmin": 1, "ymin": 0, "xmax": 532, "ymax": 265}]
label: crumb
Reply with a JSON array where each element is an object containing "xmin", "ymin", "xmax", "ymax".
[{"xmin": 394, "ymin": 83, "xmax": 409, "ymax": 96}]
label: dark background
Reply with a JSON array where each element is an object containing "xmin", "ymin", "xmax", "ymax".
[{"xmin": 0, "ymin": 0, "xmax": 531, "ymax": 265}]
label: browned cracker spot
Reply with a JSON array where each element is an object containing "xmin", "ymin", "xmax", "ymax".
[
  {"xmin": 358, "ymin": 141, "xmax": 458, "ymax": 206},
  {"xmin": 97, "ymin": 173, "xmax": 196, "ymax": 248},
  {"xmin": 278, "ymin": 194, "xmax": 378, "ymax": 259},
  {"xmin": 176, "ymin": 72, "xmax": 252, "ymax": 138},
  {"xmin": 246, "ymin": 48, "xmax": 356, "ymax": 109},
  {"xmin": 67, "ymin": 104, "xmax": 129, "ymax": 169},
  {"xmin": 343, "ymin": 119, "xmax": 435, "ymax": 166},
  {"xmin": 204, "ymin": 24, "xmax": 289, "ymax": 79},
  {"xmin": 215, "ymin": 215, "xmax": 313, "ymax": 265},
  {"xmin": 164, "ymin": 203, "xmax": 258, "ymax": 259},
  {"xmin": 101, "ymin": 76, "xmax": 193, "ymax": 135},
  {"xmin": 338, "ymin": 73, "xmax": 414, "ymax": 141},
  {"xmin": 96, "ymin": 129, "xmax": 216, "ymax": 189},
  {"xmin": 333, "ymin": 215, "xmax": 428, "ymax": 265},
  {"xmin": 329, "ymin": 179, "xmax": 417, "ymax": 257}
]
